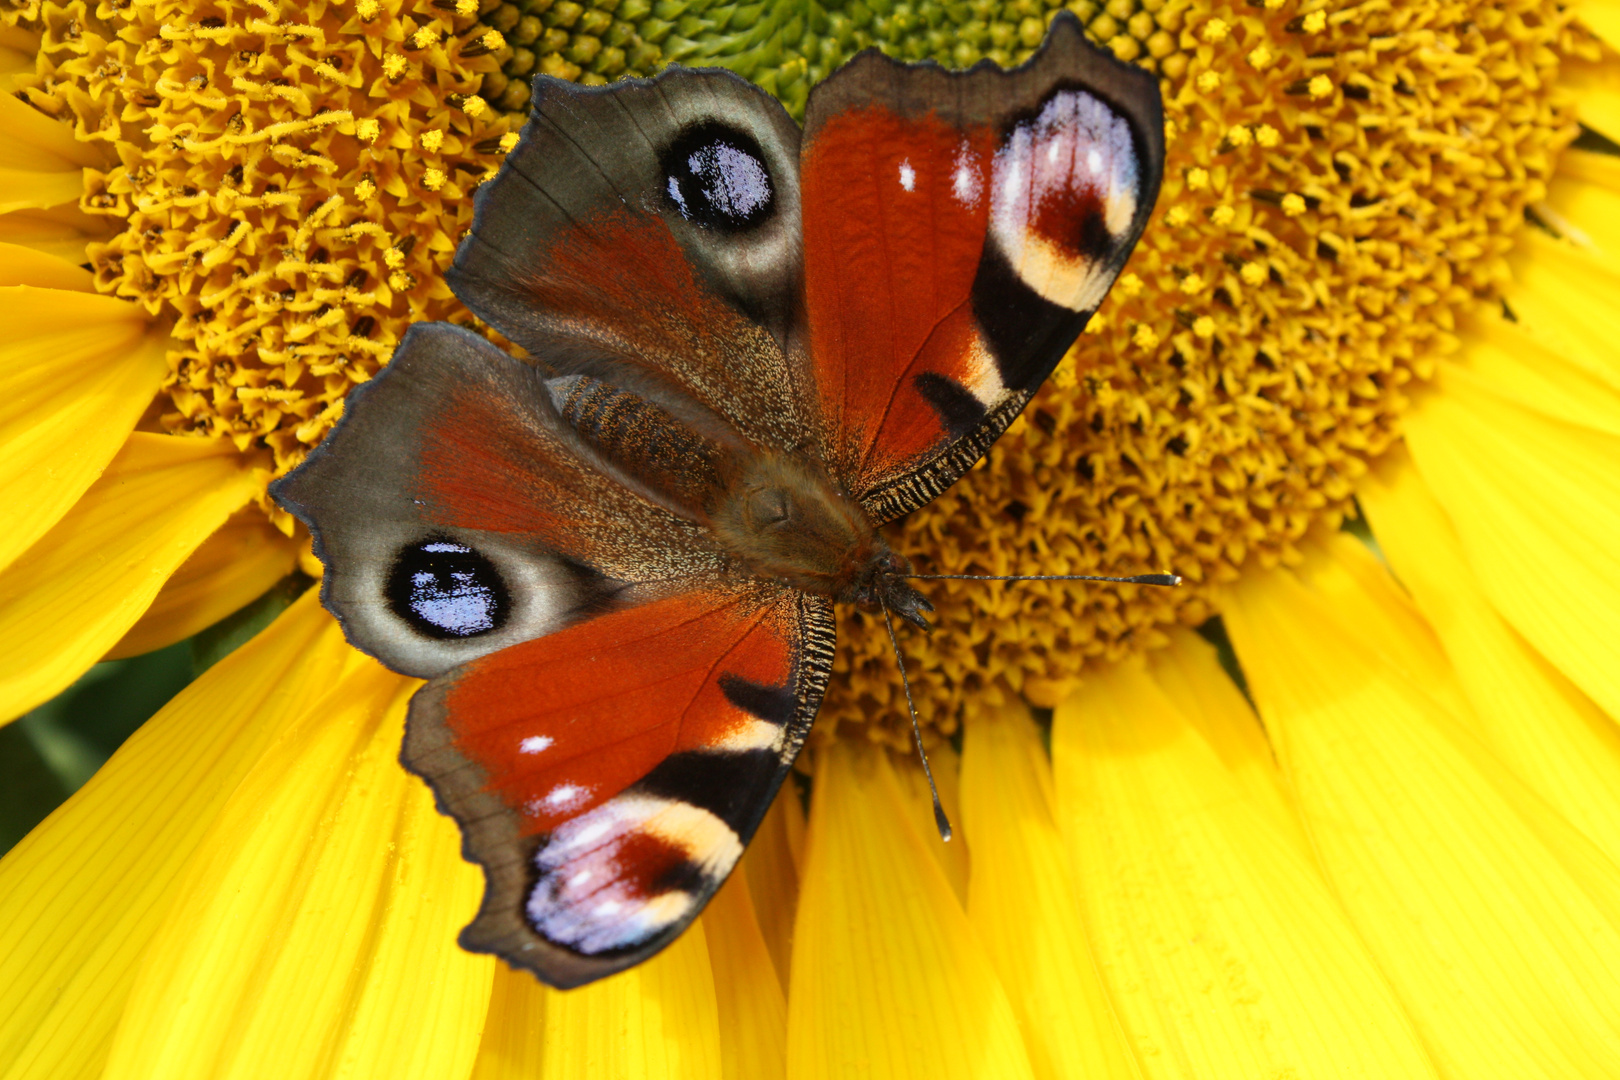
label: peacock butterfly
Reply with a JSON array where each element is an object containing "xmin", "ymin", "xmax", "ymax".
[{"xmin": 271, "ymin": 13, "xmax": 1164, "ymax": 989}]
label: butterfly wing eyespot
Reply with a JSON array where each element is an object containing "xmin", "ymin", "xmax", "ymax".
[
  {"xmin": 661, "ymin": 120, "xmax": 778, "ymax": 232},
  {"xmin": 386, "ymin": 538, "xmax": 511, "ymax": 640},
  {"xmin": 403, "ymin": 586, "xmax": 836, "ymax": 988},
  {"xmin": 798, "ymin": 12, "xmax": 1165, "ymax": 521}
]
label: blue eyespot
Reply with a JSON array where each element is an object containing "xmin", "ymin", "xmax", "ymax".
[
  {"xmin": 662, "ymin": 121, "xmax": 774, "ymax": 233},
  {"xmin": 387, "ymin": 539, "xmax": 509, "ymax": 639}
]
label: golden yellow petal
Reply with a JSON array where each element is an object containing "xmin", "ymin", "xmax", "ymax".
[
  {"xmin": 787, "ymin": 739, "xmax": 1036, "ymax": 1080},
  {"xmin": 1146, "ymin": 628, "xmax": 1309, "ymax": 854},
  {"xmin": 102, "ymin": 664, "xmax": 492, "ymax": 1080},
  {"xmin": 0, "ymin": 592, "xmax": 351, "ymax": 1080},
  {"xmin": 961, "ymin": 701, "xmax": 1142, "ymax": 1080},
  {"xmin": 107, "ymin": 510, "xmax": 301, "ymax": 660},
  {"xmin": 1360, "ymin": 445, "xmax": 1620, "ymax": 866},
  {"xmin": 0, "ymin": 204, "xmax": 111, "ymax": 264},
  {"xmin": 1501, "ymin": 230, "xmax": 1620, "ymax": 394},
  {"xmin": 704, "ymin": 871, "xmax": 787, "ymax": 1080},
  {"xmin": 541, "ymin": 919, "xmax": 723, "ymax": 1080},
  {"xmin": 891, "ymin": 740, "xmax": 970, "ymax": 903},
  {"xmin": 0, "ymin": 432, "xmax": 259, "ymax": 721},
  {"xmin": 1564, "ymin": 57, "xmax": 1620, "ymax": 141},
  {"xmin": 741, "ymin": 787, "xmax": 802, "ymax": 989},
  {"xmin": 0, "ymin": 288, "xmax": 165, "ymax": 576},
  {"xmin": 1545, "ymin": 149, "xmax": 1620, "ymax": 258},
  {"xmin": 468, "ymin": 966, "xmax": 548, "ymax": 1080},
  {"xmin": 1580, "ymin": 1, "xmax": 1620, "ymax": 49},
  {"xmin": 0, "ymin": 92, "xmax": 100, "ymax": 214},
  {"xmin": 1448, "ymin": 315, "xmax": 1620, "ymax": 435},
  {"xmin": 1222, "ymin": 554, "xmax": 1620, "ymax": 1078},
  {"xmin": 1053, "ymin": 648, "xmax": 1438, "ymax": 1080},
  {"xmin": 1403, "ymin": 364, "xmax": 1620, "ymax": 721},
  {"xmin": 0, "ymin": 240, "xmax": 91, "ymax": 290}
]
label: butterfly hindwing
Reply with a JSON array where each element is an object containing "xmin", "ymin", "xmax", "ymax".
[
  {"xmin": 449, "ymin": 68, "xmax": 814, "ymax": 455},
  {"xmin": 403, "ymin": 584, "xmax": 834, "ymax": 987},
  {"xmin": 799, "ymin": 13, "xmax": 1165, "ymax": 521}
]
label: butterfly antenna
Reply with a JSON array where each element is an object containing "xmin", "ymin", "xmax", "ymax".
[
  {"xmin": 879, "ymin": 598, "xmax": 954, "ymax": 843},
  {"xmin": 905, "ymin": 572, "xmax": 1182, "ymax": 587}
]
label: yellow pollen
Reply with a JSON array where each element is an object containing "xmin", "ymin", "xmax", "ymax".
[
  {"xmin": 384, "ymin": 248, "xmax": 407, "ymax": 270},
  {"xmin": 462, "ymin": 95, "xmax": 488, "ymax": 118},
  {"xmin": 1201, "ymin": 18, "xmax": 1229, "ymax": 43},
  {"xmin": 389, "ymin": 271, "xmax": 415, "ymax": 292},
  {"xmin": 1186, "ymin": 167, "xmax": 1210, "ymax": 191},
  {"xmin": 1255, "ymin": 124, "xmax": 1281, "ymax": 148},
  {"xmin": 412, "ymin": 27, "xmax": 439, "ymax": 48},
  {"xmin": 1247, "ymin": 44, "xmax": 1273, "ymax": 69},
  {"xmin": 1117, "ymin": 272, "xmax": 1143, "ymax": 298},
  {"xmin": 1165, "ymin": 205, "xmax": 1192, "ymax": 227},
  {"xmin": 1210, "ymin": 205, "xmax": 1235, "ymax": 227},
  {"xmin": 354, "ymin": 178, "xmax": 377, "ymax": 201},
  {"xmin": 1196, "ymin": 70, "xmax": 1221, "ymax": 93},
  {"xmin": 481, "ymin": 30, "xmax": 505, "ymax": 50},
  {"xmin": 1192, "ymin": 316, "xmax": 1216, "ymax": 339},
  {"xmin": 1179, "ymin": 274, "xmax": 1205, "ymax": 295},
  {"xmin": 355, "ymin": 0, "xmax": 380, "ymax": 19},
  {"xmin": 1225, "ymin": 125, "xmax": 1253, "ymax": 148},
  {"xmin": 1280, "ymin": 193, "xmax": 1307, "ymax": 216},
  {"xmin": 1308, "ymin": 74, "xmax": 1333, "ymax": 99},
  {"xmin": 421, "ymin": 168, "xmax": 448, "ymax": 191},
  {"xmin": 355, "ymin": 118, "xmax": 380, "ymax": 143},
  {"xmin": 1131, "ymin": 324, "xmax": 1160, "ymax": 350},
  {"xmin": 499, "ymin": 132, "xmax": 521, "ymax": 153},
  {"xmin": 1239, "ymin": 262, "xmax": 1268, "ymax": 287},
  {"xmin": 456, "ymin": 0, "xmax": 477, "ymax": 12},
  {"xmin": 421, "ymin": 129, "xmax": 446, "ymax": 153},
  {"xmin": 1301, "ymin": 10, "xmax": 1327, "ymax": 32},
  {"xmin": 383, "ymin": 53, "xmax": 409, "ymax": 79}
]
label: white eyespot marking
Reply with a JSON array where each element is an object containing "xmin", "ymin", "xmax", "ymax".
[
  {"xmin": 567, "ymin": 869, "xmax": 593, "ymax": 889},
  {"xmin": 421, "ymin": 541, "xmax": 471, "ymax": 553},
  {"xmin": 519, "ymin": 735, "xmax": 554, "ymax": 755},
  {"xmin": 898, "ymin": 158, "xmax": 916, "ymax": 192},
  {"xmin": 594, "ymin": 900, "xmax": 623, "ymax": 918},
  {"xmin": 666, "ymin": 174, "xmax": 686, "ymax": 215},
  {"xmin": 952, "ymin": 142, "xmax": 983, "ymax": 208},
  {"xmin": 543, "ymin": 783, "xmax": 588, "ymax": 811},
  {"xmin": 988, "ymin": 89, "xmax": 1141, "ymax": 312}
]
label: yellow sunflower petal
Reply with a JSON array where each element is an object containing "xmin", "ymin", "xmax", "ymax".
[
  {"xmin": 0, "ymin": 287, "xmax": 165, "ymax": 577},
  {"xmin": 0, "ymin": 204, "xmax": 110, "ymax": 263},
  {"xmin": 961, "ymin": 701, "xmax": 1142, "ymax": 1080},
  {"xmin": 102, "ymin": 664, "xmax": 492, "ymax": 1080},
  {"xmin": 1503, "ymin": 229, "xmax": 1620, "ymax": 392},
  {"xmin": 787, "ymin": 739, "xmax": 1036, "ymax": 1080},
  {"xmin": 891, "ymin": 740, "xmax": 970, "ymax": 903},
  {"xmin": 0, "ymin": 91, "xmax": 100, "ymax": 213},
  {"xmin": 468, "ymin": 966, "xmax": 548, "ymax": 1080},
  {"xmin": 1402, "ymin": 362, "xmax": 1620, "ymax": 721},
  {"xmin": 1222, "ymin": 553, "xmax": 1620, "ymax": 1078},
  {"xmin": 1360, "ymin": 445, "xmax": 1620, "ymax": 865},
  {"xmin": 541, "ymin": 919, "xmax": 723, "ymax": 1079},
  {"xmin": 1564, "ymin": 56, "xmax": 1620, "ymax": 140},
  {"xmin": 0, "ymin": 591, "xmax": 350, "ymax": 1080},
  {"xmin": 704, "ymin": 871, "xmax": 788, "ymax": 1080},
  {"xmin": 0, "ymin": 432, "xmax": 259, "ymax": 721},
  {"xmin": 1447, "ymin": 314, "xmax": 1620, "ymax": 435},
  {"xmin": 741, "ymin": 787, "xmax": 803, "ymax": 988},
  {"xmin": 1145, "ymin": 628, "xmax": 1308, "ymax": 853},
  {"xmin": 106, "ymin": 509, "xmax": 301, "ymax": 660},
  {"xmin": 1053, "ymin": 648, "xmax": 1438, "ymax": 1080},
  {"xmin": 0, "ymin": 240, "xmax": 90, "ymax": 290},
  {"xmin": 1544, "ymin": 149, "xmax": 1620, "ymax": 258},
  {"xmin": 1580, "ymin": 1, "xmax": 1620, "ymax": 49}
]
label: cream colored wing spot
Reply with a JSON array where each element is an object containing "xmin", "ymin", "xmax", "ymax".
[{"xmin": 989, "ymin": 88, "xmax": 1141, "ymax": 312}]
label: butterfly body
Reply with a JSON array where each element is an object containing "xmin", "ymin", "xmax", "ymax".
[{"xmin": 272, "ymin": 15, "xmax": 1162, "ymax": 988}]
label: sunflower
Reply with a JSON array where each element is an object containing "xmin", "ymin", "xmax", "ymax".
[{"xmin": 3, "ymin": 0, "xmax": 1619, "ymax": 1072}]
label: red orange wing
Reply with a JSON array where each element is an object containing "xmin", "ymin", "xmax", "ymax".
[
  {"xmin": 800, "ymin": 14, "xmax": 1164, "ymax": 522},
  {"xmin": 403, "ymin": 585, "xmax": 834, "ymax": 988}
]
